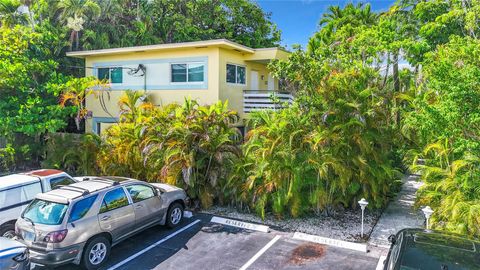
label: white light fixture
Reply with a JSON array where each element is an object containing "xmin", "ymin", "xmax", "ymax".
[
  {"xmin": 422, "ymin": 206, "xmax": 434, "ymax": 230},
  {"xmin": 358, "ymin": 198, "xmax": 369, "ymax": 238}
]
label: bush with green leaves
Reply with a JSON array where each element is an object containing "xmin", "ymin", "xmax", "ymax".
[
  {"xmin": 41, "ymin": 132, "xmax": 101, "ymax": 176},
  {"xmin": 97, "ymin": 91, "xmax": 241, "ymax": 208},
  {"xmin": 233, "ymin": 61, "xmax": 402, "ymax": 219},
  {"xmin": 404, "ymin": 36, "xmax": 480, "ymax": 237},
  {"xmin": 0, "ymin": 144, "xmax": 15, "ymax": 174}
]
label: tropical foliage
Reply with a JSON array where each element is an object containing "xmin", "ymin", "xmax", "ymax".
[
  {"xmin": 97, "ymin": 92, "xmax": 241, "ymax": 208},
  {"xmin": 0, "ymin": 25, "xmax": 74, "ymax": 138},
  {"xmin": 2, "ymin": 0, "xmax": 480, "ymax": 238},
  {"xmin": 404, "ymin": 36, "xmax": 480, "ymax": 237},
  {"xmin": 42, "ymin": 132, "xmax": 101, "ymax": 175},
  {"xmin": 0, "ymin": 0, "xmax": 279, "ymax": 169},
  {"xmin": 1, "ymin": 0, "xmax": 280, "ymax": 52},
  {"xmin": 0, "ymin": 144, "xmax": 15, "ymax": 174}
]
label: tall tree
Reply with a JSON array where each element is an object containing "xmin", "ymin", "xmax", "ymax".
[{"xmin": 56, "ymin": 0, "xmax": 100, "ymax": 50}]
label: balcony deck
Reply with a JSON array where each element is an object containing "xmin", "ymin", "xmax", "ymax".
[{"xmin": 243, "ymin": 90, "xmax": 294, "ymax": 113}]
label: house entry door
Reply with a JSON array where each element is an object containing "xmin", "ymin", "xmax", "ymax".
[
  {"xmin": 267, "ymin": 75, "xmax": 274, "ymax": 90},
  {"xmin": 250, "ymin": 71, "xmax": 259, "ymax": 89}
]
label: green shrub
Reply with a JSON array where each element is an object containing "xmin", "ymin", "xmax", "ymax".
[
  {"xmin": 42, "ymin": 132, "xmax": 101, "ymax": 176},
  {"xmin": 0, "ymin": 144, "xmax": 15, "ymax": 174},
  {"xmin": 234, "ymin": 67, "xmax": 402, "ymax": 219},
  {"xmin": 97, "ymin": 91, "xmax": 241, "ymax": 208}
]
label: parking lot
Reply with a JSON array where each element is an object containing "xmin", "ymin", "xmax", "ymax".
[{"xmin": 33, "ymin": 213, "xmax": 379, "ymax": 270}]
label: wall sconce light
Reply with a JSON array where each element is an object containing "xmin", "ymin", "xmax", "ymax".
[{"xmin": 261, "ymin": 75, "xmax": 265, "ymax": 80}]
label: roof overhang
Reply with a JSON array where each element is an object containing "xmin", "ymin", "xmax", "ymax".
[
  {"xmin": 66, "ymin": 39, "xmax": 256, "ymax": 58},
  {"xmin": 245, "ymin": 48, "xmax": 290, "ymax": 63}
]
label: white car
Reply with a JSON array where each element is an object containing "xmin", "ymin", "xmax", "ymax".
[{"xmin": 0, "ymin": 169, "xmax": 76, "ymax": 238}]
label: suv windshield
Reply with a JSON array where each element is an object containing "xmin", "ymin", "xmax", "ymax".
[{"xmin": 22, "ymin": 199, "xmax": 68, "ymax": 225}]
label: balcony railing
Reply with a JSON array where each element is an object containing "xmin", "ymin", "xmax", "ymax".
[{"xmin": 243, "ymin": 90, "xmax": 294, "ymax": 113}]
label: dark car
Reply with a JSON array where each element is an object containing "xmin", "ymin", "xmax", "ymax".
[{"xmin": 384, "ymin": 228, "xmax": 480, "ymax": 270}]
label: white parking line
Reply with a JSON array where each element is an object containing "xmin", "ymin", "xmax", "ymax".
[
  {"xmin": 293, "ymin": 232, "xmax": 368, "ymax": 253},
  {"xmin": 107, "ymin": 219, "xmax": 201, "ymax": 270},
  {"xmin": 238, "ymin": 235, "xmax": 281, "ymax": 270},
  {"xmin": 376, "ymin": 255, "xmax": 387, "ymax": 270}
]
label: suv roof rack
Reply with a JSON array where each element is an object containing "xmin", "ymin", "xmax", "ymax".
[
  {"xmin": 57, "ymin": 185, "xmax": 90, "ymax": 196},
  {"xmin": 86, "ymin": 178, "xmax": 120, "ymax": 186}
]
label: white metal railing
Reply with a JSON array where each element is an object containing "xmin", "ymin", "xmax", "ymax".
[{"xmin": 243, "ymin": 90, "xmax": 294, "ymax": 113}]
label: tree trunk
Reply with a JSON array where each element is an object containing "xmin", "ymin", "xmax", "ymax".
[{"xmin": 393, "ymin": 50, "xmax": 401, "ymax": 128}]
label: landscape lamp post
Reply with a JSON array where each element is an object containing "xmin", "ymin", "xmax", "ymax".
[
  {"xmin": 358, "ymin": 198, "xmax": 369, "ymax": 238},
  {"xmin": 422, "ymin": 206, "xmax": 434, "ymax": 230}
]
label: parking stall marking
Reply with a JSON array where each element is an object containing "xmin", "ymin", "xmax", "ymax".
[
  {"xmin": 376, "ymin": 255, "xmax": 387, "ymax": 270},
  {"xmin": 293, "ymin": 232, "xmax": 368, "ymax": 253},
  {"xmin": 238, "ymin": 235, "xmax": 281, "ymax": 270},
  {"xmin": 106, "ymin": 219, "xmax": 201, "ymax": 270},
  {"xmin": 210, "ymin": 216, "xmax": 270, "ymax": 233}
]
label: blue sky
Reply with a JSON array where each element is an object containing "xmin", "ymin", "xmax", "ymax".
[{"xmin": 256, "ymin": 0, "xmax": 396, "ymax": 49}]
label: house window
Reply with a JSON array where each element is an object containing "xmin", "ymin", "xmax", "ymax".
[
  {"xmin": 97, "ymin": 67, "xmax": 123, "ymax": 84},
  {"xmin": 226, "ymin": 64, "xmax": 246, "ymax": 84},
  {"xmin": 171, "ymin": 63, "xmax": 205, "ymax": 83}
]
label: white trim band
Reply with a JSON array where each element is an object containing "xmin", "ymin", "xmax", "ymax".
[
  {"xmin": 293, "ymin": 232, "xmax": 368, "ymax": 253},
  {"xmin": 210, "ymin": 216, "xmax": 269, "ymax": 233}
]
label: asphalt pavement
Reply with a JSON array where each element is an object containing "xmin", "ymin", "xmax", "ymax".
[{"xmin": 32, "ymin": 213, "xmax": 379, "ymax": 270}]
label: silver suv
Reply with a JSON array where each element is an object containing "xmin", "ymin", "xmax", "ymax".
[{"xmin": 15, "ymin": 176, "xmax": 188, "ymax": 269}]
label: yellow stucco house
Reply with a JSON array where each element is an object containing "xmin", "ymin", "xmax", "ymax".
[{"xmin": 66, "ymin": 39, "xmax": 291, "ymax": 134}]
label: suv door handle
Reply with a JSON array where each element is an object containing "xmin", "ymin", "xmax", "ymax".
[{"xmin": 101, "ymin": 216, "xmax": 111, "ymax": 221}]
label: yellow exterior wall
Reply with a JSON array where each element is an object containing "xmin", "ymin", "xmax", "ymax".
[
  {"xmin": 84, "ymin": 47, "xmax": 220, "ymax": 132},
  {"xmin": 218, "ymin": 48, "xmax": 282, "ymax": 123},
  {"xmin": 81, "ymin": 45, "xmax": 288, "ymax": 133}
]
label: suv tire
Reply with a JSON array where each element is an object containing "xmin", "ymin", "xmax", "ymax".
[
  {"xmin": 0, "ymin": 223, "xmax": 15, "ymax": 238},
  {"xmin": 81, "ymin": 236, "xmax": 111, "ymax": 270},
  {"xmin": 166, "ymin": 202, "xmax": 183, "ymax": 228}
]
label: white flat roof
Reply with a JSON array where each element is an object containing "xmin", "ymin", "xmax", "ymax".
[
  {"xmin": 0, "ymin": 174, "xmax": 40, "ymax": 191},
  {"xmin": 66, "ymin": 39, "xmax": 259, "ymax": 58}
]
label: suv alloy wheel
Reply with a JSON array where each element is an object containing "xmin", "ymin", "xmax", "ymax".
[
  {"xmin": 82, "ymin": 236, "xmax": 111, "ymax": 270},
  {"xmin": 166, "ymin": 203, "xmax": 184, "ymax": 228}
]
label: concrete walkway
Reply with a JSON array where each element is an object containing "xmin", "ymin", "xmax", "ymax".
[{"xmin": 368, "ymin": 175, "xmax": 424, "ymax": 248}]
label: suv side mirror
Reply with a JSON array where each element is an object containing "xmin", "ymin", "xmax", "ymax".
[
  {"xmin": 156, "ymin": 188, "xmax": 163, "ymax": 196},
  {"xmin": 388, "ymin": 234, "xmax": 396, "ymax": 244}
]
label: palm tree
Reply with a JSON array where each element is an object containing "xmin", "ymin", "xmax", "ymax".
[
  {"xmin": 56, "ymin": 0, "xmax": 100, "ymax": 50},
  {"xmin": 60, "ymin": 77, "xmax": 109, "ymax": 130},
  {"xmin": 143, "ymin": 98, "xmax": 241, "ymax": 208},
  {"xmin": 413, "ymin": 140, "xmax": 480, "ymax": 237},
  {"xmin": 308, "ymin": 3, "xmax": 378, "ymax": 55}
]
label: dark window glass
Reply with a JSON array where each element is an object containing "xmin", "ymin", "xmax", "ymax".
[
  {"xmin": 226, "ymin": 64, "xmax": 236, "ymax": 83},
  {"xmin": 171, "ymin": 64, "xmax": 187, "ymax": 82},
  {"xmin": 50, "ymin": 177, "xmax": 76, "ymax": 190},
  {"xmin": 23, "ymin": 199, "xmax": 68, "ymax": 225},
  {"xmin": 126, "ymin": 185, "xmax": 155, "ymax": 203},
  {"xmin": 237, "ymin": 66, "xmax": 246, "ymax": 84},
  {"xmin": 110, "ymin": 68, "xmax": 123, "ymax": 83},
  {"xmin": 98, "ymin": 68, "xmax": 109, "ymax": 80},
  {"xmin": 188, "ymin": 64, "xmax": 204, "ymax": 82},
  {"xmin": 68, "ymin": 195, "xmax": 98, "ymax": 222},
  {"xmin": 100, "ymin": 188, "xmax": 129, "ymax": 213}
]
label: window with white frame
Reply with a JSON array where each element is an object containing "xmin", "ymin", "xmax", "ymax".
[
  {"xmin": 97, "ymin": 67, "xmax": 123, "ymax": 84},
  {"xmin": 171, "ymin": 63, "xmax": 205, "ymax": 83},
  {"xmin": 226, "ymin": 64, "xmax": 246, "ymax": 84}
]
